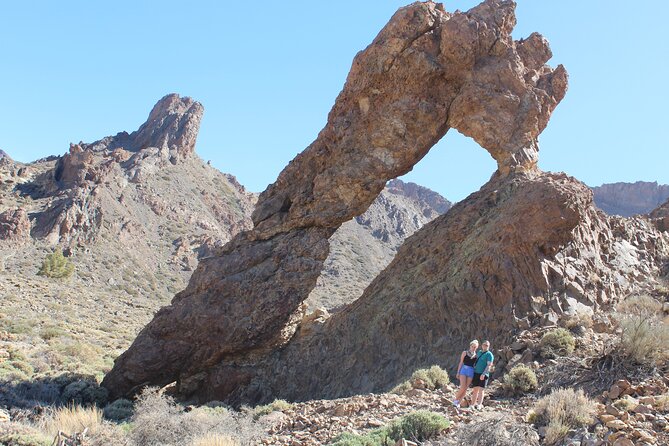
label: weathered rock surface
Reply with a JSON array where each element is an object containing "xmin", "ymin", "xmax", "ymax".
[
  {"xmin": 0, "ymin": 208, "xmax": 30, "ymax": 242},
  {"xmin": 103, "ymin": 0, "xmax": 568, "ymax": 400},
  {"xmin": 308, "ymin": 179, "xmax": 451, "ymax": 310},
  {"xmin": 650, "ymin": 198, "xmax": 669, "ymax": 232},
  {"xmin": 83, "ymin": 94, "xmax": 203, "ymax": 161},
  {"xmin": 592, "ymin": 181, "xmax": 669, "ymax": 217},
  {"xmin": 190, "ymin": 171, "xmax": 668, "ymax": 404}
]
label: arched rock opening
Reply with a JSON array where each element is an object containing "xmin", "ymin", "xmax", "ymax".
[{"xmin": 102, "ymin": 0, "xmax": 569, "ymax": 401}]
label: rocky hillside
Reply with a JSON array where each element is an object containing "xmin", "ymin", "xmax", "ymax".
[
  {"xmin": 591, "ymin": 181, "xmax": 669, "ymax": 217},
  {"xmin": 307, "ymin": 179, "xmax": 451, "ymax": 310},
  {"xmin": 0, "ymin": 94, "xmax": 257, "ymax": 378}
]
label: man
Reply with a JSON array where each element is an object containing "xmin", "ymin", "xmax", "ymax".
[{"xmin": 470, "ymin": 340, "xmax": 493, "ymax": 410}]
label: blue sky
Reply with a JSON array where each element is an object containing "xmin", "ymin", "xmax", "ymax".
[{"xmin": 1, "ymin": 1, "xmax": 667, "ymax": 202}]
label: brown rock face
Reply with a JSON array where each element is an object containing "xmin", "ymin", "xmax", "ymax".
[
  {"xmin": 650, "ymin": 199, "xmax": 669, "ymax": 232},
  {"xmin": 82, "ymin": 93, "xmax": 203, "ymax": 162},
  {"xmin": 103, "ymin": 0, "xmax": 568, "ymax": 400},
  {"xmin": 0, "ymin": 208, "xmax": 30, "ymax": 242},
  {"xmin": 169, "ymin": 172, "xmax": 669, "ymax": 404}
]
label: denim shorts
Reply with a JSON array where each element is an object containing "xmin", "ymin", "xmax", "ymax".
[{"xmin": 459, "ymin": 364, "xmax": 475, "ymax": 378}]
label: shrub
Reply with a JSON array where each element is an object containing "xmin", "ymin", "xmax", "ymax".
[
  {"xmin": 385, "ymin": 411, "xmax": 450, "ymax": 442},
  {"xmin": 331, "ymin": 411, "xmax": 449, "ymax": 446},
  {"xmin": 252, "ymin": 399, "xmax": 293, "ymax": 420},
  {"xmin": 653, "ymin": 394, "xmax": 669, "ymax": 412},
  {"xmin": 191, "ymin": 434, "xmax": 239, "ymax": 446},
  {"xmin": 42, "ymin": 404, "xmax": 103, "ymax": 437},
  {"xmin": 129, "ymin": 387, "xmax": 265, "ymax": 446},
  {"xmin": 615, "ymin": 295, "xmax": 669, "ymax": 365},
  {"xmin": 37, "ymin": 250, "xmax": 74, "ymax": 279},
  {"xmin": 539, "ymin": 328, "xmax": 575, "ymax": 358},
  {"xmin": 529, "ymin": 388, "xmax": 596, "ymax": 446},
  {"xmin": 103, "ymin": 398, "xmax": 134, "ymax": 421},
  {"xmin": 612, "ymin": 395, "xmax": 638, "ymax": 412},
  {"xmin": 390, "ymin": 365, "xmax": 450, "ymax": 394},
  {"xmin": 503, "ymin": 365, "xmax": 538, "ymax": 395},
  {"xmin": 62, "ymin": 379, "xmax": 108, "ymax": 407}
]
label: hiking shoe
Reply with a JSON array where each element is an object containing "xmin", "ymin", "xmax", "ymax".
[{"xmin": 452, "ymin": 400, "xmax": 460, "ymax": 408}]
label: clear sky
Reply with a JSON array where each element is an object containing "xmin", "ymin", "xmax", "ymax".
[{"xmin": 1, "ymin": 1, "xmax": 667, "ymax": 202}]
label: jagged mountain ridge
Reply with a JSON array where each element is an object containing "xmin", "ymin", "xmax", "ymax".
[{"xmin": 591, "ymin": 181, "xmax": 669, "ymax": 217}]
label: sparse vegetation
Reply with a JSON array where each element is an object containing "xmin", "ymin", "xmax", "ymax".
[
  {"xmin": 615, "ymin": 295, "xmax": 669, "ymax": 365},
  {"xmin": 103, "ymin": 398, "xmax": 134, "ymax": 421},
  {"xmin": 37, "ymin": 250, "xmax": 74, "ymax": 279},
  {"xmin": 528, "ymin": 388, "xmax": 596, "ymax": 446},
  {"xmin": 42, "ymin": 404, "xmax": 103, "ymax": 437},
  {"xmin": 331, "ymin": 411, "xmax": 449, "ymax": 445},
  {"xmin": 503, "ymin": 364, "xmax": 538, "ymax": 395},
  {"xmin": 191, "ymin": 434, "xmax": 239, "ymax": 446},
  {"xmin": 252, "ymin": 399, "xmax": 293, "ymax": 420},
  {"xmin": 391, "ymin": 365, "xmax": 450, "ymax": 394},
  {"xmin": 539, "ymin": 328, "xmax": 575, "ymax": 358}
]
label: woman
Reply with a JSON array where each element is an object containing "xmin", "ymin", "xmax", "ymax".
[{"xmin": 452, "ymin": 339, "xmax": 478, "ymax": 408}]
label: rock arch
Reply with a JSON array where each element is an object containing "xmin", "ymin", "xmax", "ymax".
[{"xmin": 103, "ymin": 0, "xmax": 568, "ymax": 400}]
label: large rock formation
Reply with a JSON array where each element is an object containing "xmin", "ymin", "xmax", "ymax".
[
  {"xmin": 650, "ymin": 199, "xmax": 669, "ymax": 232},
  {"xmin": 591, "ymin": 181, "xmax": 669, "ymax": 217},
  {"xmin": 197, "ymin": 171, "xmax": 668, "ymax": 404},
  {"xmin": 103, "ymin": 0, "xmax": 569, "ymax": 400},
  {"xmin": 308, "ymin": 179, "xmax": 451, "ymax": 310}
]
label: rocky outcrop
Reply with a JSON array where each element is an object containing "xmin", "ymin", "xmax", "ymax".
[
  {"xmin": 177, "ymin": 172, "xmax": 668, "ymax": 404},
  {"xmin": 650, "ymin": 199, "xmax": 669, "ymax": 232},
  {"xmin": 0, "ymin": 209, "xmax": 30, "ymax": 242},
  {"xmin": 82, "ymin": 94, "xmax": 203, "ymax": 162},
  {"xmin": 103, "ymin": 0, "xmax": 568, "ymax": 400},
  {"xmin": 307, "ymin": 179, "xmax": 451, "ymax": 310},
  {"xmin": 591, "ymin": 181, "xmax": 669, "ymax": 217}
]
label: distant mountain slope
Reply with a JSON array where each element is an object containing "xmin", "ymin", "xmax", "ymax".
[
  {"xmin": 307, "ymin": 179, "xmax": 452, "ymax": 310},
  {"xmin": 591, "ymin": 181, "xmax": 669, "ymax": 217}
]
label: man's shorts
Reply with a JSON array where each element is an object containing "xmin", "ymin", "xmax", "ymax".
[{"xmin": 472, "ymin": 373, "xmax": 489, "ymax": 388}]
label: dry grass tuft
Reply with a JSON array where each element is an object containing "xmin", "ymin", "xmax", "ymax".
[
  {"xmin": 615, "ymin": 295, "xmax": 669, "ymax": 365},
  {"xmin": 191, "ymin": 433, "xmax": 239, "ymax": 446},
  {"xmin": 529, "ymin": 388, "xmax": 596, "ymax": 446},
  {"xmin": 42, "ymin": 404, "xmax": 103, "ymax": 437}
]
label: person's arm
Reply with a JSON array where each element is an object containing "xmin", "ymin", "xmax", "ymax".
[
  {"xmin": 483, "ymin": 353, "xmax": 493, "ymax": 375},
  {"xmin": 456, "ymin": 351, "xmax": 465, "ymax": 377}
]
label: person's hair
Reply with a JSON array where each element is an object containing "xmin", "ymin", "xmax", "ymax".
[
  {"xmin": 482, "ymin": 340, "xmax": 491, "ymax": 346},
  {"xmin": 469, "ymin": 340, "xmax": 479, "ymax": 347}
]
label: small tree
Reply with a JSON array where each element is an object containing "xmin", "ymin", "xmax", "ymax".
[{"xmin": 38, "ymin": 250, "xmax": 74, "ymax": 279}]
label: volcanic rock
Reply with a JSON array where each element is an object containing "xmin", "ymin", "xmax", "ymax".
[
  {"xmin": 0, "ymin": 208, "xmax": 30, "ymax": 242},
  {"xmin": 650, "ymin": 198, "xmax": 669, "ymax": 232},
  {"xmin": 103, "ymin": 0, "xmax": 568, "ymax": 400},
  {"xmin": 592, "ymin": 181, "xmax": 669, "ymax": 217},
  {"xmin": 82, "ymin": 94, "xmax": 203, "ymax": 162},
  {"xmin": 192, "ymin": 171, "xmax": 668, "ymax": 404}
]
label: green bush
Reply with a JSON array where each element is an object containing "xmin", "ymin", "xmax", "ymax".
[
  {"xmin": 252, "ymin": 399, "xmax": 293, "ymax": 420},
  {"xmin": 331, "ymin": 411, "xmax": 449, "ymax": 445},
  {"xmin": 103, "ymin": 398, "xmax": 134, "ymax": 421},
  {"xmin": 503, "ymin": 364, "xmax": 538, "ymax": 395},
  {"xmin": 37, "ymin": 250, "xmax": 74, "ymax": 279},
  {"xmin": 539, "ymin": 328, "xmax": 575, "ymax": 358},
  {"xmin": 62, "ymin": 378, "xmax": 108, "ymax": 407},
  {"xmin": 529, "ymin": 388, "xmax": 595, "ymax": 446},
  {"xmin": 391, "ymin": 365, "xmax": 450, "ymax": 394}
]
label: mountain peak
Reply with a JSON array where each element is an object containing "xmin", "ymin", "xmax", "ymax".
[{"xmin": 83, "ymin": 94, "xmax": 204, "ymax": 161}]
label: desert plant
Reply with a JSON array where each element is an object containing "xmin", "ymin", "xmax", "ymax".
[
  {"xmin": 612, "ymin": 395, "xmax": 638, "ymax": 412},
  {"xmin": 37, "ymin": 250, "xmax": 74, "ymax": 279},
  {"xmin": 129, "ymin": 387, "xmax": 264, "ymax": 446},
  {"xmin": 539, "ymin": 328, "xmax": 575, "ymax": 358},
  {"xmin": 614, "ymin": 295, "xmax": 669, "ymax": 365},
  {"xmin": 42, "ymin": 404, "xmax": 103, "ymax": 437},
  {"xmin": 252, "ymin": 399, "xmax": 293, "ymax": 420},
  {"xmin": 62, "ymin": 378, "xmax": 108, "ymax": 407},
  {"xmin": 503, "ymin": 364, "xmax": 538, "ymax": 395},
  {"xmin": 331, "ymin": 411, "xmax": 449, "ymax": 446},
  {"xmin": 529, "ymin": 388, "xmax": 595, "ymax": 446},
  {"xmin": 653, "ymin": 394, "xmax": 669, "ymax": 412},
  {"xmin": 103, "ymin": 398, "xmax": 134, "ymax": 421},
  {"xmin": 191, "ymin": 433, "xmax": 239, "ymax": 446},
  {"xmin": 385, "ymin": 411, "xmax": 450, "ymax": 442},
  {"xmin": 390, "ymin": 365, "xmax": 450, "ymax": 394}
]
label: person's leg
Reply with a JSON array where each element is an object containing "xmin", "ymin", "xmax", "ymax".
[
  {"xmin": 454, "ymin": 375, "xmax": 467, "ymax": 402},
  {"xmin": 470, "ymin": 386, "xmax": 480, "ymax": 406},
  {"xmin": 475, "ymin": 376, "xmax": 487, "ymax": 406}
]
